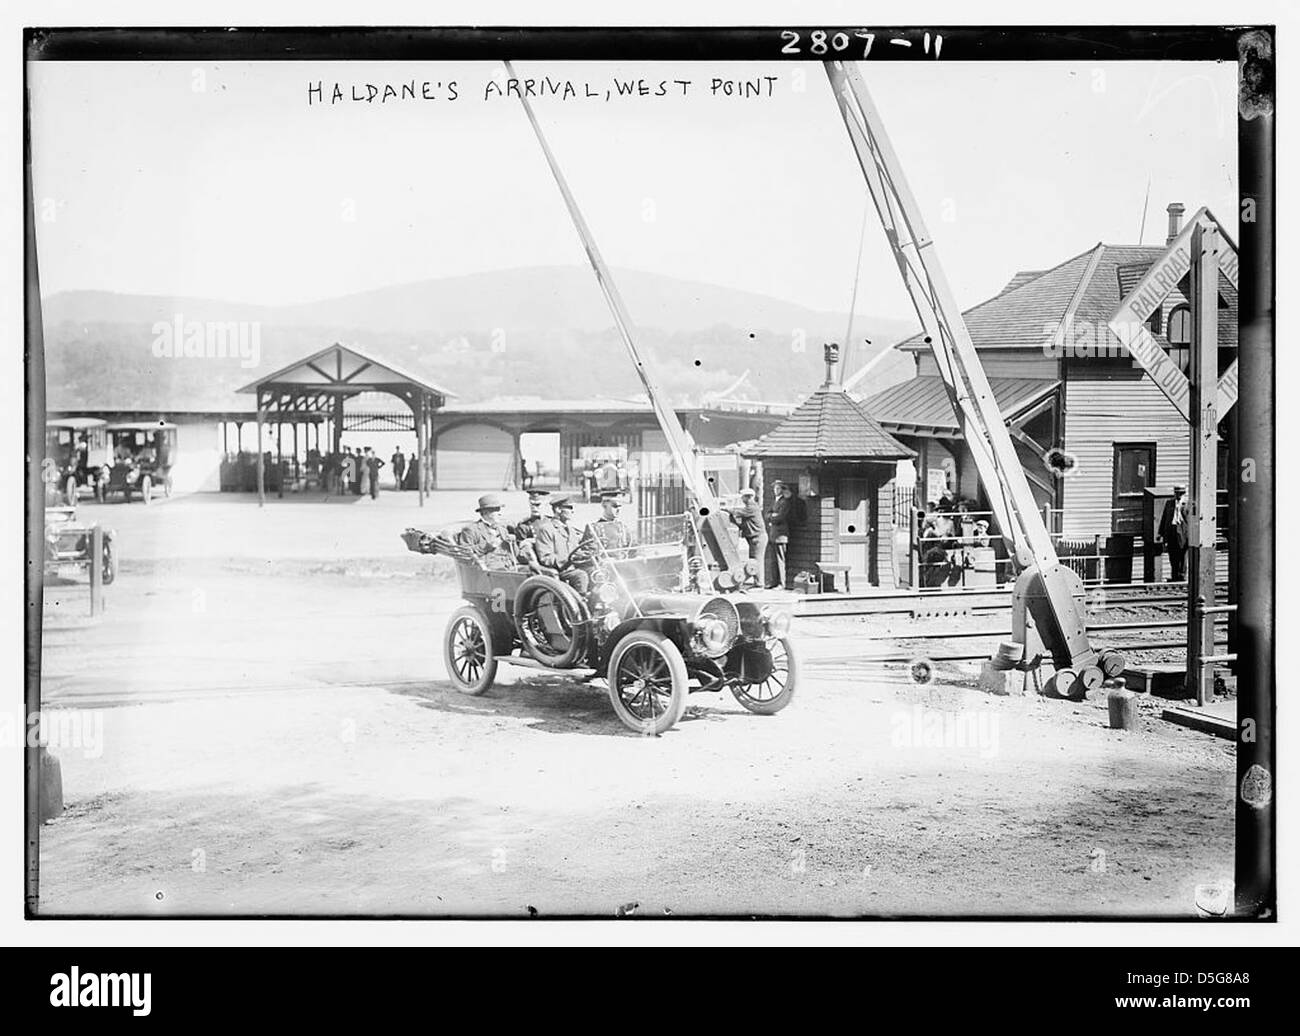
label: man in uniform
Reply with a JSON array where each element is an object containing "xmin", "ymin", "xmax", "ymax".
[
  {"xmin": 580, "ymin": 491, "xmax": 635, "ymax": 556},
  {"xmin": 508, "ymin": 488, "xmax": 551, "ymax": 572},
  {"xmin": 455, "ymin": 493, "xmax": 516, "ymax": 570},
  {"xmin": 534, "ymin": 495, "xmax": 589, "ymax": 593}
]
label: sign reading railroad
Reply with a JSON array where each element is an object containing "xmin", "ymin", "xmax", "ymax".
[{"xmin": 1108, "ymin": 206, "xmax": 1239, "ymax": 421}]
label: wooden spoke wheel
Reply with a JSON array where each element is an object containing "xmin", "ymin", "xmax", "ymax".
[
  {"xmin": 606, "ymin": 630, "xmax": 688, "ymax": 735},
  {"xmin": 101, "ymin": 536, "xmax": 117, "ymax": 586},
  {"xmin": 443, "ymin": 605, "xmax": 497, "ymax": 695},
  {"xmin": 730, "ymin": 637, "xmax": 798, "ymax": 716}
]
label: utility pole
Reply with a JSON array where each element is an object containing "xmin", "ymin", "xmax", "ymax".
[{"xmin": 1185, "ymin": 224, "xmax": 1220, "ymax": 705}]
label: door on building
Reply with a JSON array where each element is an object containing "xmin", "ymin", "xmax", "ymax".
[
  {"xmin": 837, "ymin": 477, "xmax": 877, "ymax": 583},
  {"xmin": 436, "ymin": 423, "xmax": 516, "ymax": 490},
  {"xmin": 1112, "ymin": 443, "xmax": 1156, "ymax": 536}
]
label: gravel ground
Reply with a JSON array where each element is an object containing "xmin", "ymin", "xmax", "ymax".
[{"xmin": 34, "ymin": 493, "xmax": 1236, "ymax": 918}]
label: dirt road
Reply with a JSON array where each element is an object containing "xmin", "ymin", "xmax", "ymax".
[{"xmin": 35, "ymin": 494, "xmax": 1235, "ymax": 917}]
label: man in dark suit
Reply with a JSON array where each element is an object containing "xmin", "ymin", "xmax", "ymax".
[
  {"xmin": 1158, "ymin": 484, "xmax": 1189, "ymax": 581},
  {"xmin": 766, "ymin": 481, "xmax": 793, "ymax": 589},
  {"xmin": 391, "ymin": 447, "xmax": 406, "ymax": 491}
]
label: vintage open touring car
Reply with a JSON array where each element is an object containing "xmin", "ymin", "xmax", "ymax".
[{"xmin": 401, "ymin": 520, "xmax": 797, "ymax": 735}]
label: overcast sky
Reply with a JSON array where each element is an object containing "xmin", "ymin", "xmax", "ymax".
[{"xmin": 29, "ymin": 58, "xmax": 1238, "ymax": 321}]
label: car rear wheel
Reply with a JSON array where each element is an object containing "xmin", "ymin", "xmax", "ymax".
[
  {"xmin": 730, "ymin": 637, "xmax": 797, "ymax": 715},
  {"xmin": 444, "ymin": 605, "xmax": 497, "ymax": 695},
  {"xmin": 141, "ymin": 475, "xmax": 153, "ymax": 505},
  {"xmin": 63, "ymin": 475, "xmax": 76, "ymax": 506},
  {"xmin": 606, "ymin": 630, "xmax": 688, "ymax": 735}
]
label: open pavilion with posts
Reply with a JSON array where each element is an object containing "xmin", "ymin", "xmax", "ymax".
[{"xmin": 237, "ymin": 343, "xmax": 454, "ymax": 507}]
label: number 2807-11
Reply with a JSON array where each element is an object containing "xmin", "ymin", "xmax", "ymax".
[{"xmin": 780, "ymin": 30, "xmax": 872, "ymax": 56}]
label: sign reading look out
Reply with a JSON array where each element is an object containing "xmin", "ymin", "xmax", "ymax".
[{"xmin": 1108, "ymin": 206, "xmax": 1238, "ymax": 421}]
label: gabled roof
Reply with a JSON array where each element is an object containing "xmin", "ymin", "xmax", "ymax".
[
  {"xmin": 862, "ymin": 376, "xmax": 1059, "ymax": 437},
  {"xmin": 897, "ymin": 241, "xmax": 1238, "ymax": 354},
  {"xmin": 238, "ymin": 342, "xmax": 457, "ymax": 400},
  {"xmin": 743, "ymin": 381, "xmax": 914, "ymax": 461}
]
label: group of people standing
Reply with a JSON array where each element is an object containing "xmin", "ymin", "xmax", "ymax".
[
  {"xmin": 724, "ymin": 480, "xmax": 804, "ymax": 590},
  {"xmin": 321, "ymin": 446, "xmax": 385, "ymax": 498}
]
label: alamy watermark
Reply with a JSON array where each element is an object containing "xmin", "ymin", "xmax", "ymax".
[
  {"xmin": 1041, "ymin": 318, "xmax": 1142, "ymax": 361},
  {"xmin": 890, "ymin": 704, "xmax": 1000, "ymax": 759},
  {"xmin": 151, "ymin": 313, "xmax": 261, "ymax": 368},
  {"xmin": 1, "ymin": 708, "xmax": 104, "ymax": 759}
]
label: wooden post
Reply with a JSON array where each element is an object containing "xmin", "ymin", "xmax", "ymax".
[
  {"xmin": 427, "ymin": 400, "xmax": 437, "ymax": 493},
  {"xmin": 255, "ymin": 393, "xmax": 265, "ymax": 507},
  {"xmin": 1185, "ymin": 223, "xmax": 1218, "ymax": 705},
  {"xmin": 276, "ymin": 410, "xmax": 284, "ymax": 499},
  {"xmin": 88, "ymin": 524, "xmax": 103, "ymax": 617},
  {"xmin": 417, "ymin": 394, "xmax": 426, "ymax": 507}
]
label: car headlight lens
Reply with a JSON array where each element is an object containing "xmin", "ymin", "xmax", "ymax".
[
  {"xmin": 761, "ymin": 606, "xmax": 792, "ymax": 639},
  {"xmin": 696, "ymin": 617, "xmax": 731, "ymax": 654}
]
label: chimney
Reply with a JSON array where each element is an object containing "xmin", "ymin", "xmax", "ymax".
[
  {"xmin": 1166, "ymin": 202, "xmax": 1185, "ymax": 245},
  {"xmin": 823, "ymin": 342, "xmax": 840, "ymax": 386}
]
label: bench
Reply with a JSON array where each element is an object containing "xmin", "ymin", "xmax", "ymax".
[{"xmin": 817, "ymin": 562, "xmax": 853, "ymax": 594}]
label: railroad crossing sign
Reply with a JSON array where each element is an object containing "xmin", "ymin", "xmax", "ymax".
[{"xmin": 1108, "ymin": 206, "xmax": 1239, "ymax": 421}]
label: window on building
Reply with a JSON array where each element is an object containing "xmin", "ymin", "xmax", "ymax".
[
  {"xmin": 1112, "ymin": 443, "xmax": 1156, "ymax": 537},
  {"xmin": 1166, "ymin": 304, "xmax": 1191, "ymax": 372}
]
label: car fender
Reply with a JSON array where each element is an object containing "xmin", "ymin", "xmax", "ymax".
[{"xmin": 600, "ymin": 616, "xmax": 692, "ymax": 670}]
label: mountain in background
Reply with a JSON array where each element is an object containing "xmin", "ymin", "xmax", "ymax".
[{"xmin": 42, "ymin": 266, "xmax": 918, "ymax": 412}]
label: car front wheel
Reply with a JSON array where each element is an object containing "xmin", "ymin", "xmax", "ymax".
[
  {"xmin": 444, "ymin": 605, "xmax": 497, "ymax": 695},
  {"xmin": 730, "ymin": 637, "xmax": 798, "ymax": 715},
  {"xmin": 606, "ymin": 630, "xmax": 688, "ymax": 735}
]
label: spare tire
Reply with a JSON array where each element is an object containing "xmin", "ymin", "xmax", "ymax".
[{"xmin": 514, "ymin": 574, "xmax": 590, "ymax": 668}]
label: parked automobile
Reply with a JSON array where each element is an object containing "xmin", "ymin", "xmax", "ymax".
[
  {"xmin": 102, "ymin": 421, "xmax": 177, "ymax": 504},
  {"xmin": 44, "ymin": 417, "xmax": 111, "ymax": 505},
  {"xmin": 402, "ymin": 522, "xmax": 796, "ymax": 734},
  {"xmin": 44, "ymin": 505, "xmax": 116, "ymax": 585}
]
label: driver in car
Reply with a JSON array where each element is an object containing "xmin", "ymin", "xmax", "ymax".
[{"xmin": 533, "ymin": 495, "xmax": 589, "ymax": 593}]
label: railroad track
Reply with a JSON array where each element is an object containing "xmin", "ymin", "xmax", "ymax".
[{"xmin": 792, "ymin": 580, "xmax": 1228, "ymax": 618}]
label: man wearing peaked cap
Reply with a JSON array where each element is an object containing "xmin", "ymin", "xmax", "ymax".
[
  {"xmin": 580, "ymin": 491, "xmax": 635, "ymax": 557},
  {"xmin": 534, "ymin": 494, "xmax": 589, "ymax": 592},
  {"xmin": 455, "ymin": 492, "xmax": 515, "ymax": 570},
  {"xmin": 508, "ymin": 489, "xmax": 553, "ymax": 573}
]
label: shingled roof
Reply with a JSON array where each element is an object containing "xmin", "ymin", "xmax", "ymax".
[
  {"xmin": 744, "ymin": 380, "xmax": 914, "ymax": 461},
  {"xmin": 895, "ymin": 241, "xmax": 1238, "ymax": 353}
]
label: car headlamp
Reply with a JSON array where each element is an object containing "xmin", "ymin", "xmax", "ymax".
[
  {"xmin": 761, "ymin": 606, "xmax": 792, "ymax": 639},
  {"xmin": 696, "ymin": 617, "xmax": 731, "ymax": 654}
]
